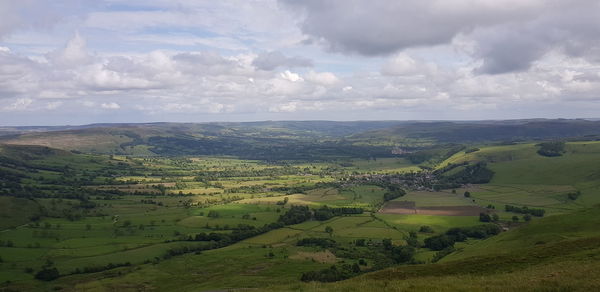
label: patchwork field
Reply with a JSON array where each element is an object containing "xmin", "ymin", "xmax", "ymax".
[{"xmin": 2, "ymin": 137, "xmax": 600, "ymax": 290}]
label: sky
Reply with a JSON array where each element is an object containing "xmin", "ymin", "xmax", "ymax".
[{"xmin": 1, "ymin": 0, "xmax": 600, "ymax": 126}]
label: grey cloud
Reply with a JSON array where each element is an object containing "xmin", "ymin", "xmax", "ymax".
[
  {"xmin": 473, "ymin": 1, "xmax": 600, "ymax": 74},
  {"xmin": 173, "ymin": 52, "xmax": 246, "ymax": 76},
  {"xmin": 281, "ymin": 0, "xmax": 600, "ymax": 74},
  {"xmin": 280, "ymin": 0, "xmax": 538, "ymax": 56},
  {"xmin": 0, "ymin": 0, "xmax": 85, "ymax": 39},
  {"xmin": 252, "ymin": 51, "xmax": 313, "ymax": 71}
]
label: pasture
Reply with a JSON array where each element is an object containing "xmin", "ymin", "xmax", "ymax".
[{"xmin": 3, "ymin": 140, "xmax": 600, "ymax": 290}]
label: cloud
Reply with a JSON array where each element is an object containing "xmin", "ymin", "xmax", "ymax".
[
  {"xmin": 2, "ymin": 1, "xmax": 600, "ymax": 124},
  {"xmin": 280, "ymin": 0, "xmax": 541, "ymax": 55},
  {"xmin": 0, "ymin": 1, "xmax": 70, "ymax": 39},
  {"xmin": 252, "ymin": 51, "xmax": 312, "ymax": 70},
  {"xmin": 381, "ymin": 53, "xmax": 438, "ymax": 76},
  {"xmin": 305, "ymin": 71, "xmax": 339, "ymax": 86},
  {"xmin": 3, "ymin": 98, "xmax": 33, "ymax": 111},
  {"xmin": 46, "ymin": 32, "xmax": 92, "ymax": 68},
  {"xmin": 100, "ymin": 102, "xmax": 121, "ymax": 109},
  {"xmin": 281, "ymin": 0, "xmax": 600, "ymax": 74},
  {"xmin": 279, "ymin": 70, "xmax": 303, "ymax": 82},
  {"xmin": 269, "ymin": 101, "xmax": 298, "ymax": 112}
]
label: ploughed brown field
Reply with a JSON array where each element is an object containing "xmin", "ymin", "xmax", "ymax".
[{"xmin": 379, "ymin": 201, "xmax": 489, "ymax": 216}]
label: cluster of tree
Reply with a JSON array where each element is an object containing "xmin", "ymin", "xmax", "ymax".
[
  {"xmin": 190, "ymin": 223, "xmax": 285, "ymax": 245},
  {"xmin": 405, "ymin": 144, "xmax": 465, "ymax": 164},
  {"xmin": 300, "ymin": 264, "xmax": 361, "ymax": 282},
  {"xmin": 301, "ymin": 235, "xmax": 418, "ymax": 283},
  {"xmin": 34, "ymin": 260, "xmax": 60, "ymax": 281},
  {"xmin": 567, "ymin": 191, "xmax": 581, "ymax": 200},
  {"xmin": 140, "ymin": 199, "xmax": 164, "ymax": 206},
  {"xmin": 447, "ymin": 162, "xmax": 495, "ymax": 185},
  {"xmin": 419, "ymin": 225, "xmax": 434, "ymax": 233},
  {"xmin": 278, "ymin": 205, "xmax": 312, "ymax": 225},
  {"xmin": 383, "ymin": 185, "xmax": 406, "ymax": 201},
  {"xmin": 272, "ymin": 181, "xmax": 341, "ymax": 195},
  {"xmin": 161, "ymin": 244, "xmax": 214, "ymax": 260},
  {"xmin": 383, "ymin": 238, "xmax": 417, "ymax": 263},
  {"xmin": 430, "ymin": 162, "xmax": 495, "ymax": 190},
  {"xmin": 71, "ymin": 262, "xmax": 131, "ymax": 275},
  {"xmin": 537, "ymin": 141, "xmax": 566, "ymax": 157},
  {"xmin": 313, "ymin": 206, "xmax": 364, "ymax": 221},
  {"xmin": 194, "ymin": 166, "xmax": 303, "ymax": 180},
  {"xmin": 296, "ymin": 237, "xmax": 337, "ymax": 248},
  {"xmin": 207, "ymin": 210, "xmax": 220, "ymax": 218},
  {"xmin": 465, "ymin": 147, "xmax": 480, "ymax": 153},
  {"xmin": 276, "ymin": 197, "xmax": 289, "ymax": 206},
  {"xmin": 505, "ymin": 205, "xmax": 546, "ymax": 217},
  {"xmin": 434, "ymin": 162, "xmax": 469, "ymax": 175},
  {"xmin": 424, "ymin": 224, "xmax": 501, "ymax": 251},
  {"xmin": 479, "ymin": 212, "xmax": 500, "ymax": 222}
]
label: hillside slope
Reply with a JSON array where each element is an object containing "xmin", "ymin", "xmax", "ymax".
[{"xmin": 268, "ymin": 205, "xmax": 600, "ymax": 291}]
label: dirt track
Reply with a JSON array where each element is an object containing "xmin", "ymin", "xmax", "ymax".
[{"xmin": 380, "ymin": 201, "xmax": 489, "ymax": 216}]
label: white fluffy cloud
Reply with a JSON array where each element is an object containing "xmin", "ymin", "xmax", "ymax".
[
  {"xmin": 1, "ymin": 1, "xmax": 600, "ymax": 124},
  {"xmin": 100, "ymin": 102, "xmax": 120, "ymax": 109}
]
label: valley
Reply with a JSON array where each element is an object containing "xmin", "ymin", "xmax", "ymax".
[{"xmin": 1, "ymin": 120, "xmax": 600, "ymax": 291}]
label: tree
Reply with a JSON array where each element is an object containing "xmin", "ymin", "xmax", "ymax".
[
  {"xmin": 492, "ymin": 213, "xmax": 499, "ymax": 222},
  {"xmin": 479, "ymin": 213, "xmax": 491, "ymax": 222},
  {"xmin": 419, "ymin": 225, "xmax": 434, "ymax": 233},
  {"xmin": 351, "ymin": 263, "xmax": 361, "ymax": 273},
  {"xmin": 512, "ymin": 216, "xmax": 519, "ymax": 222},
  {"xmin": 325, "ymin": 226, "xmax": 333, "ymax": 237},
  {"xmin": 278, "ymin": 205, "xmax": 311, "ymax": 225},
  {"xmin": 35, "ymin": 267, "xmax": 60, "ymax": 281},
  {"xmin": 406, "ymin": 231, "xmax": 419, "ymax": 248},
  {"xmin": 424, "ymin": 235, "xmax": 455, "ymax": 251},
  {"xmin": 464, "ymin": 191, "xmax": 471, "ymax": 198},
  {"xmin": 382, "ymin": 238, "xmax": 393, "ymax": 250},
  {"xmin": 523, "ymin": 214, "xmax": 532, "ymax": 222}
]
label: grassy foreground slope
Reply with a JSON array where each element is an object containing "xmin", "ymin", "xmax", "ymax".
[{"xmin": 269, "ymin": 205, "xmax": 600, "ymax": 291}]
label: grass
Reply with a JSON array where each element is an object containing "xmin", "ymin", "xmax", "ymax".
[
  {"xmin": 376, "ymin": 213, "xmax": 481, "ymax": 234},
  {"xmin": 438, "ymin": 141, "xmax": 600, "ymax": 217},
  {"xmin": 0, "ymin": 197, "xmax": 40, "ymax": 230},
  {"xmin": 4, "ymin": 140, "xmax": 600, "ymax": 291},
  {"xmin": 343, "ymin": 158, "xmax": 421, "ymax": 173},
  {"xmin": 263, "ymin": 205, "xmax": 600, "ymax": 292},
  {"xmin": 396, "ymin": 190, "xmax": 476, "ymax": 207}
]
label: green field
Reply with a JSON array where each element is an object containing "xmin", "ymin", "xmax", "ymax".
[{"xmin": 2, "ymin": 134, "xmax": 600, "ymax": 290}]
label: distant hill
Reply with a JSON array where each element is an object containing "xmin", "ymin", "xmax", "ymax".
[
  {"xmin": 351, "ymin": 119, "xmax": 600, "ymax": 143},
  {"xmin": 1, "ymin": 119, "xmax": 600, "ymax": 159}
]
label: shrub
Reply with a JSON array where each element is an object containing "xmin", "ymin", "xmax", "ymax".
[
  {"xmin": 35, "ymin": 267, "xmax": 60, "ymax": 281},
  {"xmin": 537, "ymin": 141, "xmax": 565, "ymax": 157},
  {"xmin": 278, "ymin": 205, "xmax": 311, "ymax": 225},
  {"xmin": 424, "ymin": 235, "xmax": 456, "ymax": 251},
  {"xmin": 419, "ymin": 225, "xmax": 434, "ymax": 233},
  {"xmin": 479, "ymin": 212, "xmax": 491, "ymax": 222},
  {"xmin": 297, "ymin": 238, "xmax": 337, "ymax": 248},
  {"xmin": 505, "ymin": 205, "xmax": 545, "ymax": 217}
]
